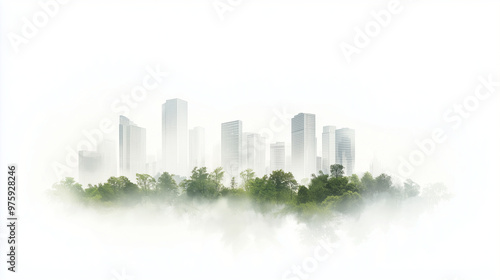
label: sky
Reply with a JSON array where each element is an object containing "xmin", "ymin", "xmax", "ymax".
[
  {"xmin": 1, "ymin": 1, "xmax": 500, "ymax": 280},
  {"xmin": 1, "ymin": 0, "xmax": 499, "ymax": 189}
]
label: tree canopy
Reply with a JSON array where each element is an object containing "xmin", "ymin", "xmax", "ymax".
[{"xmin": 50, "ymin": 164, "xmax": 430, "ymax": 219}]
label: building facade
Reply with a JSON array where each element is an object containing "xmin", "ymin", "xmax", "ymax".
[
  {"xmin": 245, "ymin": 133, "xmax": 266, "ymax": 176},
  {"xmin": 189, "ymin": 126, "xmax": 206, "ymax": 172},
  {"xmin": 221, "ymin": 120, "xmax": 242, "ymax": 180},
  {"xmin": 291, "ymin": 113, "xmax": 317, "ymax": 181},
  {"xmin": 322, "ymin": 125, "xmax": 336, "ymax": 174},
  {"xmin": 335, "ymin": 128, "xmax": 355, "ymax": 176},
  {"xmin": 119, "ymin": 115, "xmax": 146, "ymax": 179},
  {"xmin": 270, "ymin": 142, "xmax": 285, "ymax": 172},
  {"xmin": 162, "ymin": 98, "xmax": 188, "ymax": 176}
]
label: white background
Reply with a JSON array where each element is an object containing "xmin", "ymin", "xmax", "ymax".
[{"xmin": 0, "ymin": 1, "xmax": 499, "ymax": 279}]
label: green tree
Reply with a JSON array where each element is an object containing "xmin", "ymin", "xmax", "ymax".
[
  {"xmin": 84, "ymin": 185, "xmax": 101, "ymax": 202},
  {"xmin": 51, "ymin": 177, "xmax": 84, "ymax": 201},
  {"xmin": 350, "ymin": 174, "xmax": 361, "ymax": 188},
  {"xmin": 96, "ymin": 183, "xmax": 115, "ymax": 202},
  {"xmin": 330, "ymin": 164, "xmax": 345, "ymax": 178},
  {"xmin": 100, "ymin": 176, "xmax": 140, "ymax": 205},
  {"xmin": 230, "ymin": 177, "xmax": 237, "ymax": 189},
  {"xmin": 184, "ymin": 167, "xmax": 218, "ymax": 199},
  {"xmin": 137, "ymin": 174, "xmax": 156, "ymax": 194},
  {"xmin": 404, "ymin": 179, "xmax": 420, "ymax": 198},
  {"xmin": 106, "ymin": 176, "xmax": 136, "ymax": 194},
  {"xmin": 308, "ymin": 172, "xmax": 329, "ymax": 203},
  {"xmin": 297, "ymin": 186, "xmax": 312, "ymax": 204},
  {"xmin": 374, "ymin": 173, "xmax": 392, "ymax": 193},
  {"xmin": 248, "ymin": 176, "xmax": 276, "ymax": 205},
  {"xmin": 360, "ymin": 172, "xmax": 375, "ymax": 195},
  {"xmin": 156, "ymin": 172, "xmax": 178, "ymax": 199},
  {"xmin": 268, "ymin": 170, "xmax": 298, "ymax": 202},
  {"xmin": 322, "ymin": 191, "xmax": 363, "ymax": 214},
  {"xmin": 210, "ymin": 167, "xmax": 225, "ymax": 192},
  {"xmin": 240, "ymin": 169, "xmax": 255, "ymax": 191}
]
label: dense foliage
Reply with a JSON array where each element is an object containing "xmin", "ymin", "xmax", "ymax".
[{"xmin": 50, "ymin": 164, "xmax": 428, "ymax": 217}]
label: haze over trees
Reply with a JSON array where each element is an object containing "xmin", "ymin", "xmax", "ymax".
[{"xmin": 50, "ymin": 164, "xmax": 448, "ymax": 218}]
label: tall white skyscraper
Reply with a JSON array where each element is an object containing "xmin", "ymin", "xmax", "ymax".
[
  {"xmin": 322, "ymin": 126, "xmax": 336, "ymax": 174},
  {"xmin": 189, "ymin": 126, "xmax": 206, "ymax": 172},
  {"xmin": 335, "ymin": 128, "xmax": 355, "ymax": 176},
  {"xmin": 270, "ymin": 142, "xmax": 286, "ymax": 172},
  {"xmin": 119, "ymin": 115, "xmax": 146, "ymax": 179},
  {"xmin": 162, "ymin": 98, "xmax": 188, "ymax": 176},
  {"xmin": 291, "ymin": 113, "xmax": 316, "ymax": 181},
  {"xmin": 221, "ymin": 120, "xmax": 242, "ymax": 180},
  {"xmin": 245, "ymin": 133, "xmax": 266, "ymax": 176}
]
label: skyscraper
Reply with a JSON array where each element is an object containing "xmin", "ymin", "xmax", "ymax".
[
  {"xmin": 335, "ymin": 128, "xmax": 355, "ymax": 176},
  {"xmin": 291, "ymin": 113, "xmax": 316, "ymax": 181},
  {"xmin": 322, "ymin": 126, "xmax": 336, "ymax": 174},
  {"xmin": 270, "ymin": 142, "xmax": 285, "ymax": 172},
  {"xmin": 162, "ymin": 98, "xmax": 188, "ymax": 176},
  {"xmin": 221, "ymin": 120, "xmax": 242, "ymax": 180},
  {"xmin": 78, "ymin": 138, "xmax": 116, "ymax": 186},
  {"xmin": 78, "ymin": 150, "xmax": 102, "ymax": 187},
  {"xmin": 316, "ymin": 156, "xmax": 322, "ymax": 174},
  {"xmin": 189, "ymin": 126, "xmax": 206, "ymax": 172},
  {"xmin": 119, "ymin": 115, "xmax": 146, "ymax": 179},
  {"xmin": 97, "ymin": 138, "xmax": 117, "ymax": 179},
  {"xmin": 245, "ymin": 133, "xmax": 266, "ymax": 176}
]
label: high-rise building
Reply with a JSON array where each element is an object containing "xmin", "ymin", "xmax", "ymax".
[
  {"xmin": 97, "ymin": 138, "xmax": 117, "ymax": 179},
  {"xmin": 78, "ymin": 139, "xmax": 116, "ymax": 187},
  {"xmin": 119, "ymin": 115, "xmax": 146, "ymax": 179},
  {"xmin": 189, "ymin": 126, "xmax": 206, "ymax": 172},
  {"xmin": 246, "ymin": 133, "xmax": 266, "ymax": 176},
  {"xmin": 291, "ymin": 113, "xmax": 316, "ymax": 181},
  {"xmin": 78, "ymin": 151, "xmax": 103, "ymax": 187},
  {"xmin": 270, "ymin": 142, "xmax": 285, "ymax": 172},
  {"xmin": 221, "ymin": 120, "xmax": 242, "ymax": 180},
  {"xmin": 322, "ymin": 126, "xmax": 336, "ymax": 174},
  {"xmin": 162, "ymin": 98, "xmax": 188, "ymax": 176},
  {"xmin": 241, "ymin": 132, "xmax": 250, "ymax": 171},
  {"xmin": 335, "ymin": 128, "xmax": 355, "ymax": 176},
  {"xmin": 316, "ymin": 156, "xmax": 322, "ymax": 174}
]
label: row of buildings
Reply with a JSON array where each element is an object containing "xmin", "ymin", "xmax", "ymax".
[
  {"xmin": 78, "ymin": 98, "xmax": 355, "ymax": 186},
  {"xmin": 220, "ymin": 114, "xmax": 355, "ymax": 181}
]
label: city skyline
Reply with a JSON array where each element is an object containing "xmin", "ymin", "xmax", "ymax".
[
  {"xmin": 79, "ymin": 99, "xmax": 356, "ymax": 183},
  {"xmin": 2, "ymin": 2, "xmax": 498, "ymax": 279}
]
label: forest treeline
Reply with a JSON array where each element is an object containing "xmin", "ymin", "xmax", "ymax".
[{"xmin": 50, "ymin": 164, "xmax": 433, "ymax": 218}]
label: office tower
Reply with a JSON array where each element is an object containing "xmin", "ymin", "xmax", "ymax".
[
  {"xmin": 162, "ymin": 98, "xmax": 188, "ymax": 176},
  {"xmin": 119, "ymin": 115, "xmax": 146, "ymax": 179},
  {"xmin": 241, "ymin": 132, "xmax": 250, "ymax": 171},
  {"xmin": 316, "ymin": 156, "xmax": 322, "ymax": 174},
  {"xmin": 335, "ymin": 128, "xmax": 355, "ymax": 176},
  {"xmin": 189, "ymin": 126, "xmax": 206, "ymax": 171},
  {"xmin": 78, "ymin": 151, "xmax": 102, "ymax": 187},
  {"xmin": 322, "ymin": 126, "xmax": 336, "ymax": 174},
  {"xmin": 246, "ymin": 133, "xmax": 266, "ymax": 176},
  {"xmin": 270, "ymin": 142, "xmax": 285, "ymax": 172},
  {"xmin": 97, "ymin": 138, "xmax": 117, "ymax": 179},
  {"xmin": 221, "ymin": 120, "xmax": 242, "ymax": 180},
  {"xmin": 291, "ymin": 113, "xmax": 317, "ymax": 181}
]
